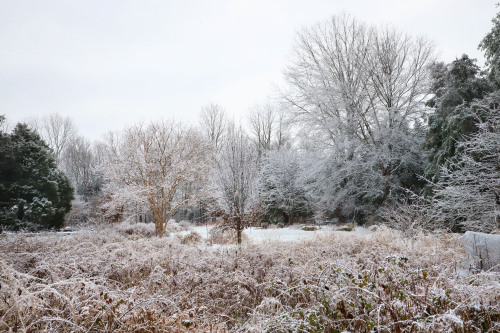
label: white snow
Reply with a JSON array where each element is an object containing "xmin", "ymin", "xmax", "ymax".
[{"xmin": 174, "ymin": 224, "xmax": 371, "ymax": 243}]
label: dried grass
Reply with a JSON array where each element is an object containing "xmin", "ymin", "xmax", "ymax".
[{"xmin": 0, "ymin": 225, "xmax": 498, "ymax": 332}]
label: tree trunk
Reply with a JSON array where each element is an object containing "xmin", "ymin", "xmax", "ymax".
[
  {"xmin": 153, "ymin": 209, "xmax": 165, "ymax": 237},
  {"xmin": 236, "ymin": 219, "xmax": 242, "ymax": 244}
]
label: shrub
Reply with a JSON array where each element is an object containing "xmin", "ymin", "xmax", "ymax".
[
  {"xmin": 0, "ymin": 225, "xmax": 498, "ymax": 332},
  {"xmin": 179, "ymin": 231, "xmax": 202, "ymax": 245}
]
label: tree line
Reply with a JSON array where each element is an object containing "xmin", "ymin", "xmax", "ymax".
[{"xmin": 1, "ymin": 11, "xmax": 499, "ymax": 236}]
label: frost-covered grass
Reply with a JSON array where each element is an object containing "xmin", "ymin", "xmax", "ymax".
[{"xmin": 1, "ymin": 224, "xmax": 499, "ymax": 332}]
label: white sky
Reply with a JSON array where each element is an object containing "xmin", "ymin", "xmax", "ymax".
[{"xmin": 0, "ymin": 0, "xmax": 496, "ymax": 140}]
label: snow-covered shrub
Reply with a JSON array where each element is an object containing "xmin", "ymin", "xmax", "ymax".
[
  {"xmin": 208, "ymin": 226, "xmax": 249, "ymax": 244},
  {"xmin": 165, "ymin": 221, "xmax": 185, "ymax": 233},
  {"xmin": 179, "ymin": 231, "xmax": 202, "ymax": 245},
  {"xmin": 115, "ymin": 222, "xmax": 156, "ymax": 239},
  {"xmin": 0, "ymin": 224, "xmax": 498, "ymax": 332}
]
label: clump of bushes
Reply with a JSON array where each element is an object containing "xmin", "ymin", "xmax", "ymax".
[
  {"xmin": 0, "ymin": 225, "xmax": 498, "ymax": 332},
  {"xmin": 208, "ymin": 226, "xmax": 249, "ymax": 244},
  {"xmin": 115, "ymin": 222, "xmax": 156, "ymax": 238},
  {"xmin": 179, "ymin": 231, "xmax": 202, "ymax": 245}
]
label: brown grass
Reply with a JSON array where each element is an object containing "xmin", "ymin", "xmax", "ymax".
[{"xmin": 0, "ymin": 226, "xmax": 498, "ymax": 332}]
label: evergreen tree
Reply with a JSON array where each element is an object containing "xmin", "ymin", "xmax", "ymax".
[
  {"xmin": 425, "ymin": 55, "xmax": 492, "ymax": 182},
  {"xmin": 480, "ymin": 10, "xmax": 500, "ymax": 88},
  {"xmin": 0, "ymin": 121, "xmax": 74, "ymax": 231},
  {"xmin": 259, "ymin": 148, "xmax": 311, "ymax": 225},
  {"xmin": 429, "ymin": 92, "xmax": 500, "ymax": 232}
]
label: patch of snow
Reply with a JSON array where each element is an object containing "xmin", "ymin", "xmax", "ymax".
[
  {"xmin": 171, "ymin": 224, "xmax": 372, "ymax": 244},
  {"xmin": 244, "ymin": 226, "xmax": 327, "ymax": 243}
]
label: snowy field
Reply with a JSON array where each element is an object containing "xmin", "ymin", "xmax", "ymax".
[
  {"xmin": 1, "ymin": 223, "xmax": 499, "ymax": 332},
  {"xmin": 176, "ymin": 224, "xmax": 365, "ymax": 243}
]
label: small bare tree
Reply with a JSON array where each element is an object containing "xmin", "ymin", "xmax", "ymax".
[
  {"xmin": 101, "ymin": 120, "xmax": 210, "ymax": 237},
  {"xmin": 212, "ymin": 122, "xmax": 260, "ymax": 244}
]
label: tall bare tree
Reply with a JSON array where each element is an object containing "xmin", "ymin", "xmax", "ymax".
[
  {"xmin": 200, "ymin": 103, "xmax": 227, "ymax": 153},
  {"xmin": 212, "ymin": 122, "xmax": 260, "ymax": 243},
  {"xmin": 29, "ymin": 113, "xmax": 77, "ymax": 166},
  {"xmin": 61, "ymin": 136, "xmax": 102, "ymax": 200},
  {"xmin": 248, "ymin": 102, "xmax": 275, "ymax": 157}
]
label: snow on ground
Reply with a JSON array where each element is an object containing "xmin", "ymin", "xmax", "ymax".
[
  {"xmin": 244, "ymin": 226, "xmax": 328, "ymax": 242},
  {"xmin": 176, "ymin": 224, "xmax": 371, "ymax": 243}
]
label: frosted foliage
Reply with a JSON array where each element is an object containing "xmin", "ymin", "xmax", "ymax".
[
  {"xmin": 199, "ymin": 103, "xmax": 227, "ymax": 153},
  {"xmin": 28, "ymin": 113, "xmax": 77, "ymax": 166},
  {"xmin": 431, "ymin": 104, "xmax": 500, "ymax": 232},
  {"xmin": 259, "ymin": 148, "xmax": 309, "ymax": 219},
  {"xmin": 1, "ymin": 227, "xmax": 499, "ymax": 332},
  {"xmin": 283, "ymin": 14, "xmax": 432, "ymax": 218},
  {"xmin": 100, "ymin": 121, "xmax": 210, "ymax": 236},
  {"xmin": 212, "ymin": 124, "xmax": 259, "ymax": 216}
]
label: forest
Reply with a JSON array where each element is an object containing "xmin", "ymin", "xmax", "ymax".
[{"xmin": 0, "ymin": 10, "xmax": 499, "ymax": 333}]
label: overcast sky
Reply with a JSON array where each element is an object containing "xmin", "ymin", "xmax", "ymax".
[{"xmin": 0, "ymin": 0, "xmax": 496, "ymax": 140}]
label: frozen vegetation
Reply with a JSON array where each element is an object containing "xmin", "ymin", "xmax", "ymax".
[
  {"xmin": 1, "ymin": 223, "xmax": 499, "ymax": 332},
  {"xmin": 2, "ymin": 8, "xmax": 500, "ymax": 333}
]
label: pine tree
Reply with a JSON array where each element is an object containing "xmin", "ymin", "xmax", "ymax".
[
  {"xmin": 0, "ymin": 121, "xmax": 74, "ymax": 231},
  {"xmin": 480, "ymin": 10, "xmax": 500, "ymax": 88},
  {"xmin": 425, "ymin": 55, "xmax": 492, "ymax": 183}
]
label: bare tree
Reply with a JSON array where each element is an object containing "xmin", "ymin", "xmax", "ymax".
[
  {"xmin": 101, "ymin": 120, "xmax": 210, "ymax": 237},
  {"xmin": 0, "ymin": 115, "xmax": 12, "ymax": 133},
  {"xmin": 200, "ymin": 103, "xmax": 227, "ymax": 152},
  {"xmin": 248, "ymin": 102, "xmax": 276, "ymax": 157},
  {"xmin": 61, "ymin": 136, "xmax": 102, "ymax": 200},
  {"xmin": 212, "ymin": 122, "xmax": 260, "ymax": 244},
  {"xmin": 29, "ymin": 113, "xmax": 77, "ymax": 166}
]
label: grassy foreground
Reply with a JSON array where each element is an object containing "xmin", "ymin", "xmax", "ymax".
[{"xmin": 0, "ymin": 224, "xmax": 499, "ymax": 332}]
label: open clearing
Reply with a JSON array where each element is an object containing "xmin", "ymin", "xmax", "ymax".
[{"xmin": 1, "ymin": 223, "xmax": 499, "ymax": 332}]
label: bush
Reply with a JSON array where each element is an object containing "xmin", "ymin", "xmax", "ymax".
[
  {"xmin": 0, "ymin": 225, "xmax": 498, "ymax": 332},
  {"xmin": 115, "ymin": 222, "xmax": 156, "ymax": 239},
  {"xmin": 301, "ymin": 226, "xmax": 317, "ymax": 231},
  {"xmin": 209, "ymin": 226, "xmax": 249, "ymax": 244},
  {"xmin": 179, "ymin": 231, "xmax": 202, "ymax": 245}
]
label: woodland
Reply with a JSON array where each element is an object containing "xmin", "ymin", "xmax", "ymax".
[{"xmin": 1, "ymin": 10, "xmax": 500, "ymax": 332}]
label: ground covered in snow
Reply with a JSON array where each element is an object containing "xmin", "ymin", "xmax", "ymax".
[{"xmin": 1, "ymin": 223, "xmax": 499, "ymax": 332}]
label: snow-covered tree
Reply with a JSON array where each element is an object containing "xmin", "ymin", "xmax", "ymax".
[
  {"xmin": 200, "ymin": 103, "xmax": 227, "ymax": 153},
  {"xmin": 259, "ymin": 147, "xmax": 310, "ymax": 224},
  {"xmin": 429, "ymin": 94, "xmax": 500, "ymax": 232},
  {"xmin": 61, "ymin": 136, "xmax": 103, "ymax": 200},
  {"xmin": 247, "ymin": 101, "xmax": 291, "ymax": 156},
  {"xmin": 480, "ymin": 10, "xmax": 500, "ymax": 88},
  {"xmin": 28, "ymin": 113, "xmax": 77, "ymax": 166},
  {"xmin": 283, "ymin": 14, "xmax": 433, "ymax": 222},
  {"xmin": 101, "ymin": 120, "xmax": 210, "ymax": 237},
  {"xmin": 248, "ymin": 102, "xmax": 276, "ymax": 158},
  {"xmin": 0, "ymin": 121, "xmax": 73, "ymax": 230},
  {"xmin": 211, "ymin": 122, "xmax": 260, "ymax": 243},
  {"xmin": 425, "ymin": 55, "xmax": 492, "ymax": 183}
]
